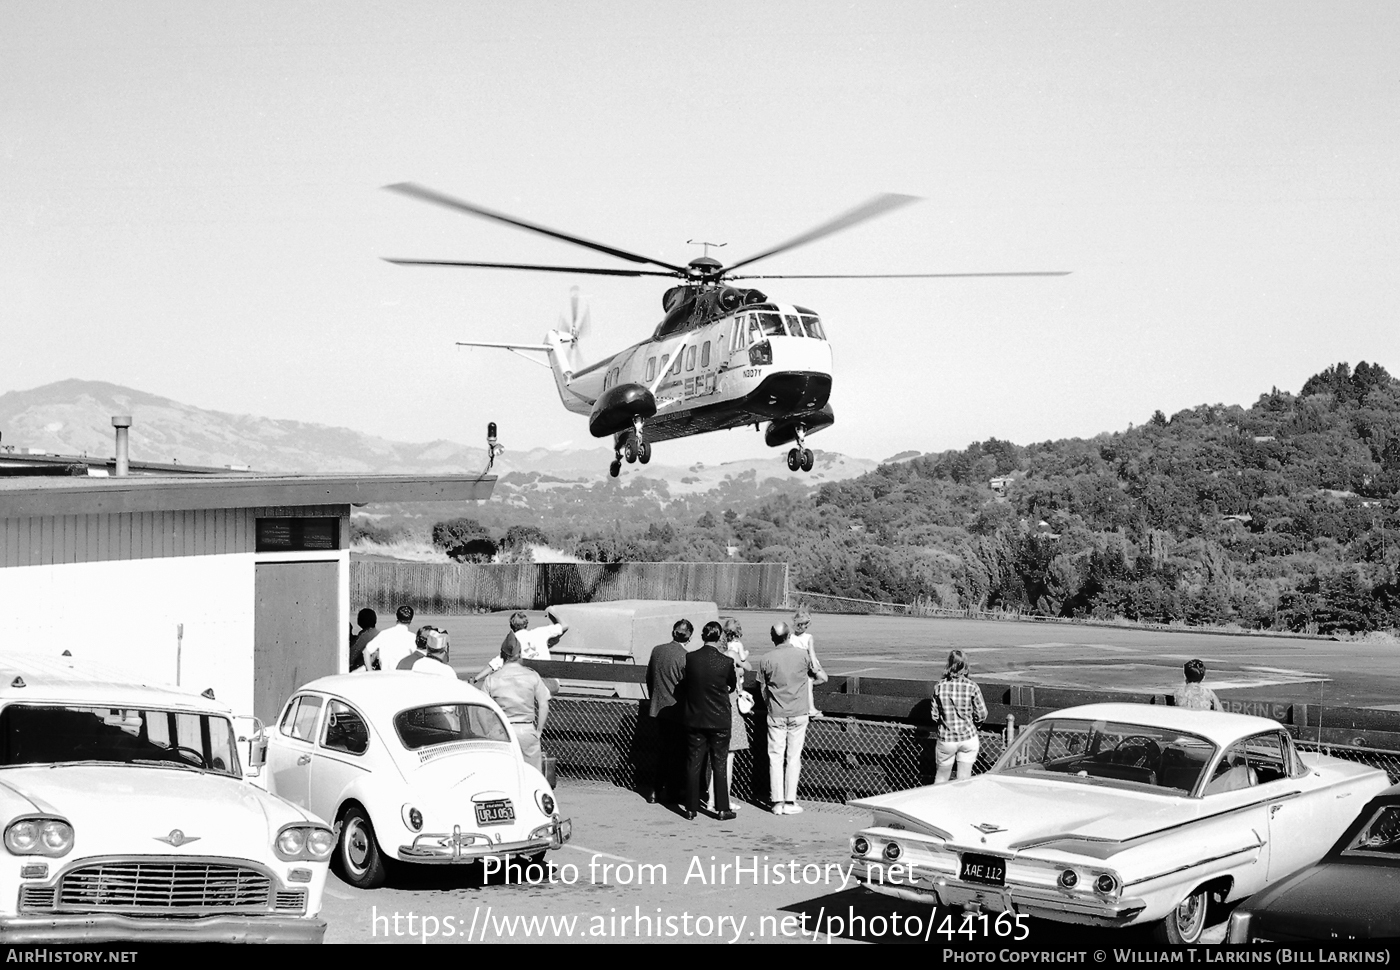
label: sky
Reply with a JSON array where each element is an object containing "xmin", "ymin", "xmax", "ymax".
[{"xmin": 4, "ymin": 1, "xmax": 1399, "ymax": 468}]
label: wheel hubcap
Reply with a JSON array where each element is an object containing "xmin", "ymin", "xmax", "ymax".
[
  {"xmin": 1175, "ymin": 894, "xmax": 1204, "ymax": 939},
  {"xmin": 346, "ymin": 821, "xmax": 369, "ymax": 871}
]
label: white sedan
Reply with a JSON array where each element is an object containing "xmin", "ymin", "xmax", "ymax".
[
  {"xmin": 265, "ymin": 673, "xmax": 571, "ymax": 889},
  {"xmin": 847, "ymin": 703, "xmax": 1391, "ymax": 943}
]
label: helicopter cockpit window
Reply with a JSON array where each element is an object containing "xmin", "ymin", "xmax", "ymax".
[
  {"xmin": 784, "ymin": 315, "xmax": 806, "ymax": 337},
  {"xmin": 685, "ymin": 346, "xmax": 697, "ymax": 371},
  {"xmin": 748, "ymin": 318, "xmax": 764, "ymax": 345},
  {"xmin": 645, "ymin": 358, "xmax": 656, "ymax": 382},
  {"xmin": 733, "ymin": 317, "xmax": 748, "ymax": 352},
  {"xmin": 799, "ymin": 315, "xmax": 826, "ymax": 340},
  {"xmin": 755, "ymin": 312, "xmax": 785, "ymax": 337}
]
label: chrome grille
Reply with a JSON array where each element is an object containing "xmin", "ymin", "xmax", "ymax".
[
  {"xmin": 58, "ymin": 862, "xmax": 272, "ymax": 911},
  {"xmin": 18, "ymin": 885, "xmax": 56, "ymax": 911},
  {"xmin": 274, "ymin": 890, "xmax": 307, "ymax": 913}
]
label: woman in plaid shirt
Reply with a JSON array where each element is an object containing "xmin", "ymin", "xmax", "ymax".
[{"xmin": 932, "ymin": 650, "xmax": 987, "ymax": 782}]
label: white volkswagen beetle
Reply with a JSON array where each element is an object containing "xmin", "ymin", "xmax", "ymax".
[
  {"xmin": 265, "ymin": 673, "xmax": 571, "ymax": 889},
  {"xmin": 847, "ymin": 703, "xmax": 1391, "ymax": 944},
  {"xmin": 0, "ymin": 653, "xmax": 332, "ymax": 944}
]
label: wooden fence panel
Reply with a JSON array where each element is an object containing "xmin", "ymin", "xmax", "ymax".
[{"xmin": 351, "ymin": 560, "xmax": 789, "ymax": 612}]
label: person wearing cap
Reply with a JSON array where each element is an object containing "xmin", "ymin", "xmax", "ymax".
[
  {"xmin": 396, "ymin": 626, "xmax": 457, "ymax": 678},
  {"xmin": 471, "ymin": 608, "xmax": 568, "ymax": 682},
  {"xmin": 366, "ymin": 605, "xmax": 417, "ymax": 673},
  {"xmin": 1175, "ymin": 659, "xmax": 1224, "ymax": 711},
  {"xmin": 481, "ymin": 634, "xmax": 551, "ymax": 772}
]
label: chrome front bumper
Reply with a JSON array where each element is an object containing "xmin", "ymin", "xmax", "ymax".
[
  {"xmin": 398, "ymin": 817, "xmax": 572, "ymax": 864},
  {"xmin": 853, "ymin": 860, "xmax": 1146, "ymax": 928},
  {"xmin": 0, "ymin": 913, "xmax": 326, "ymax": 944}
]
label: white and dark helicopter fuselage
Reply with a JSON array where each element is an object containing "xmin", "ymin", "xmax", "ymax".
[{"xmin": 541, "ymin": 290, "xmax": 833, "ymax": 462}]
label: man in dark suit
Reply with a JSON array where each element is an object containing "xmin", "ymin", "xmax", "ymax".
[
  {"xmin": 645, "ymin": 619, "xmax": 692, "ymax": 804},
  {"xmin": 683, "ymin": 621, "xmax": 738, "ymax": 820}
]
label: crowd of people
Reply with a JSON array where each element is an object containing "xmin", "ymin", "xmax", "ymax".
[{"xmin": 347, "ymin": 602, "xmax": 1238, "ymax": 820}]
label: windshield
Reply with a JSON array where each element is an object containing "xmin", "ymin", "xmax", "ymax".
[
  {"xmin": 394, "ymin": 704, "xmax": 511, "ymax": 750},
  {"xmin": 992, "ymin": 718, "xmax": 1217, "ymax": 795},
  {"xmin": 753, "ymin": 312, "xmax": 786, "ymax": 337},
  {"xmin": 1341, "ymin": 805, "xmax": 1400, "ymax": 859},
  {"xmin": 0, "ymin": 704, "xmax": 241, "ymax": 776}
]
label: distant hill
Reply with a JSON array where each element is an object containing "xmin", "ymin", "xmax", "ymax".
[{"xmin": 0, "ymin": 378, "xmax": 876, "ymax": 485}]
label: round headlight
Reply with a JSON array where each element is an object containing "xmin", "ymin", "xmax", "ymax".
[
  {"xmin": 883, "ymin": 841, "xmax": 903, "ymax": 862},
  {"xmin": 1058, "ymin": 869, "xmax": 1078, "ymax": 889},
  {"xmin": 1095, "ymin": 873, "xmax": 1119, "ymax": 896},
  {"xmin": 5, "ymin": 820, "xmax": 40, "ymax": 854},
  {"xmin": 852, "ymin": 837, "xmax": 871, "ymax": 856},
  {"xmin": 306, "ymin": 827, "xmax": 336, "ymax": 859},
  {"xmin": 277, "ymin": 827, "xmax": 307, "ymax": 857},
  {"xmin": 40, "ymin": 821, "xmax": 73, "ymax": 854}
]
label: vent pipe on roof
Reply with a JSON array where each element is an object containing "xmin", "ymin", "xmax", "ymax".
[{"xmin": 112, "ymin": 415, "xmax": 132, "ymax": 476}]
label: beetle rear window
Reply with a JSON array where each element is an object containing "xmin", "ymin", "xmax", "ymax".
[
  {"xmin": 394, "ymin": 704, "xmax": 511, "ymax": 749},
  {"xmin": 0, "ymin": 704, "xmax": 240, "ymax": 776}
]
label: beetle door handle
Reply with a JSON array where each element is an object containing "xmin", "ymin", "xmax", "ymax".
[
  {"xmin": 297, "ymin": 754, "xmax": 312, "ymax": 766},
  {"xmin": 1269, "ymin": 803, "xmax": 1282, "ymax": 816}
]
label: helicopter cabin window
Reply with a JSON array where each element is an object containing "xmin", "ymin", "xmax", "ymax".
[
  {"xmin": 658, "ymin": 354, "xmax": 670, "ymax": 377},
  {"xmin": 701, "ymin": 342, "xmax": 711, "ymax": 367},
  {"xmin": 645, "ymin": 358, "xmax": 656, "ymax": 382},
  {"xmin": 685, "ymin": 346, "xmax": 697, "ymax": 371},
  {"xmin": 799, "ymin": 314, "xmax": 826, "ymax": 340},
  {"xmin": 612, "ymin": 367, "xmax": 621, "ymax": 386},
  {"xmin": 669, "ymin": 353, "xmax": 682, "ymax": 376}
]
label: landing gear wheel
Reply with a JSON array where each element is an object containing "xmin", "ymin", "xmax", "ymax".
[
  {"xmin": 624, "ymin": 438, "xmax": 638, "ymax": 463},
  {"xmin": 1153, "ymin": 888, "xmax": 1209, "ymax": 944},
  {"xmin": 800, "ymin": 448, "xmax": 815, "ymax": 472},
  {"xmin": 336, "ymin": 805, "xmax": 389, "ymax": 889},
  {"xmin": 609, "ymin": 460, "xmax": 621, "ymax": 478},
  {"xmin": 638, "ymin": 441, "xmax": 652, "ymax": 464},
  {"xmin": 787, "ymin": 448, "xmax": 801, "ymax": 472}
]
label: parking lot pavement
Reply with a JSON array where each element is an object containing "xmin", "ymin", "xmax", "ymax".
[
  {"xmin": 321, "ymin": 779, "xmax": 1233, "ymax": 945},
  {"xmin": 322, "ymin": 779, "xmax": 872, "ymax": 944}
]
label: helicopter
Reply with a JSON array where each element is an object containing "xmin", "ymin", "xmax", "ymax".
[{"xmin": 383, "ymin": 183, "xmax": 1068, "ymax": 478}]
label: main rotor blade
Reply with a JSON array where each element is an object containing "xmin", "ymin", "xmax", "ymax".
[
  {"xmin": 384, "ymin": 183, "xmax": 691, "ymax": 274},
  {"xmin": 383, "ymin": 258, "xmax": 681, "ymax": 278},
  {"xmin": 726, "ymin": 270, "xmax": 1073, "ymax": 279},
  {"xmin": 721, "ymin": 193, "xmax": 921, "ymax": 276}
]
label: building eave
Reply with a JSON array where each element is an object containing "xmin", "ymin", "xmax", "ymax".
[{"xmin": 0, "ymin": 474, "xmax": 496, "ymax": 517}]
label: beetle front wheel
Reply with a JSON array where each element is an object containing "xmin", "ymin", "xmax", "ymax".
[{"xmin": 336, "ymin": 805, "xmax": 390, "ymax": 889}]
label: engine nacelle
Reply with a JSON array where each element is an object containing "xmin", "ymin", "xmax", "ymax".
[
  {"xmin": 765, "ymin": 405, "xmax": 835, "ymax": 448},
  {"xmin": 717, "ymin": 286, "xmax": 743, "ymax": 312},
  {"xmin": 742, "ymin": 288, "xmax": 768, "ymax": 305},
  {"xmin": 588, "ymin": 383, "xmax": 658, "ymax": 438}
]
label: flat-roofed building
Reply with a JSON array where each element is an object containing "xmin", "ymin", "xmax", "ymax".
[{"xmin": 0, "ymin": 473, "xmax": 494, "ymax": 722}]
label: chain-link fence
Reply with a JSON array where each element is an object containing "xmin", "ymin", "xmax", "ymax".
[{"xmin": 542, "ymin": 697, "xmax": 1400, "ymax": 806}]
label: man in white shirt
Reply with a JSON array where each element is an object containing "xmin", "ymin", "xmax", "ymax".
[
  {"xmin": 366, "ymin": 605, "xmax": 417, "ymax": 672},
  {"xmin": 471, "ymin": 608, "xmax": 568, "ymax": 681}
]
